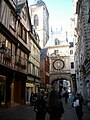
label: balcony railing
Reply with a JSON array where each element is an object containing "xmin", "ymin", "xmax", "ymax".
[
  {"xmin": 15, "ymin": 56, "xmax": 27, "ymax": 70},
  {"xmin": 0, "ymin": 44, "xmax": 27, "ymax": 73}
]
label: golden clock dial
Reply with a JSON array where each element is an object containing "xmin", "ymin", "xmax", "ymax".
[{"xmin": 53, "ymin": 59, "xmax": 64, "ymax": 70}]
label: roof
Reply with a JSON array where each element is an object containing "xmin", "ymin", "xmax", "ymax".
[
  {"xmin": 37, "ymin": 0, "xmax": 45, "ymax": 6},
  {"xmin": 30, "ymin": 0, "xmax": 47, "ymax": 9},
  {"xmin": 30, "ymin": 0, "xmax": 49, "ymax": 15},
  {"xmin": 17, "ymin": 0, "xmax": 28, "ymax": 14},
  {"xmin": 16, "ymin": 0, "xmax": 32, "ymax": 27},
  {"xmin": 40, "ymin": 48, "xmax": 47, "ymax": 59},
  {"xmin": 17, "ymin": 3, "xmax": 25, "ymax": 15},
  {"xmin": 32, "ymin": 0, "xmax": 45, "ymax": 6}
]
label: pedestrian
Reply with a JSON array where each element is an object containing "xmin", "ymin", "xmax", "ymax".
[
  {"xmin": 73, "ymin": 93, "xmax": 83, "ymax": 120},
  {"xmin": 30, "ymin": 92, "xmax": 37, "ymax": 106},
  {"xmin": 58, "ymin": 92, "xmax": 62, "ymax": 100},
  {"xmin": 63, "ymin": 90, "xmax": 69, "ymax": 103},
  {"xmin": 34, "ymin": 92, "xmax": 47, "ymax": 120},
  {"xmin": 47, "ymin": 88, "xmax": 64, "ymax": 120}
]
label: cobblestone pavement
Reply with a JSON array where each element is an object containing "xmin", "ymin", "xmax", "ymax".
[
  {"xmin": 62, "ymin": 100, "xmax": 90, "ymax": 120},
  {"xmin": 0, "ymin": 104, "xmax": 35, "ymax": 120},
  {"xmin": 0, "ymin": 100, "xmax": 90, "ymax": 120}
]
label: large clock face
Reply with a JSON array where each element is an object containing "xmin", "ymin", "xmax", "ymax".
[{"xmin": 53, "ymin": 59, "xmax": 64, "ymax": 70}]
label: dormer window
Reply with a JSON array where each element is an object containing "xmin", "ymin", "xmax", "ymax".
[{"xmin": 22, "ymin": 10, "xmax": 26, "ymax": 21}]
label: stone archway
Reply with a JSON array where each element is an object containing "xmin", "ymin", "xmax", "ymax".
[
  {"xmin": 50, "ymin": 73, "xmax": 72, "ymax": 92},
  {"xmin": 50, "ymin": 73, "xmax": 71, "ymax": 83}
]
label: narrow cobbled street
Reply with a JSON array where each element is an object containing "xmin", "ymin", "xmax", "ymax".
[{"xmin": 0, "ymin": 100, "xmax": 90, "ymax": 120}]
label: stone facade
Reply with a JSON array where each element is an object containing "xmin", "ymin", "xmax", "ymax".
[
  {"xmin": 46, "ymin": 28, "xmax": 76, "ymax": 93},
  {"xmin": 30, "ymin": 0, "xmax": 49, "ymax": 48},
  {"xmin": 74, "ymin": 0, "xmax": 90, "ymax": 107},
  {"xmin": 0, "ymin": 0, "xmax": 41, "ymax": 107}
]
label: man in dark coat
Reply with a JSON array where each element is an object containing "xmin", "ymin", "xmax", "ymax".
[
  {"xmin": 34, "ymin": 93, "xmax": 47, "ymax": 120},
  {"xmin": 47, "ymin": 89, "xmax": 64, "ymax": 120}
]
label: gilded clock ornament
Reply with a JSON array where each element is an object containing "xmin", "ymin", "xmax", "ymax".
[{"xmin": 53, "ymin": 59, "xmax": 64, "ymax": 70}]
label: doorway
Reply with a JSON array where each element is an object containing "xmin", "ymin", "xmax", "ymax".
[{"xmin": 0, "ymin": 75, "xmax": 6, "ymax": 106}]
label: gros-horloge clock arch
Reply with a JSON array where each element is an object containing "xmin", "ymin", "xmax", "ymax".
[{"xmin": 50, "ymin": 58, "xmax": 71, "ymax": 84}]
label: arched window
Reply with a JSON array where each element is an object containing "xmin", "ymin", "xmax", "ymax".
[
  {"xmin": 55, "ymin": 38, "xmax": 60, "ymax": 45},
  {"xmin": 34, "ymin": 14, "xmax": 39, "ymax": 28}
]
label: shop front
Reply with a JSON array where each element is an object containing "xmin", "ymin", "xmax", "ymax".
[
  {"xmin": 35, "ymin": 79, "xmax": 40, "ymax": 93},
  {"xmin": 26, "ymin": 76, "xmax": 35, "ymax": 103},
  {"xmin": 0, "ymin": 65, "xmax": 27, "ymax": 107}
]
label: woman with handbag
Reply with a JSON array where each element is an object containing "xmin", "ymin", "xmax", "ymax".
[{"xmin": 73, "ymin": 93, "xmax": 83, "ymax": 120}]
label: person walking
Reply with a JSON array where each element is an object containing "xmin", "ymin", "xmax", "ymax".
[
  {"xmin": 30, "ymin": 92, "xmax": 37, "ymax": 106},
  {"xmin": 47, "ymin": 88, "xmax": 64, "ymax": 120},
  {"xmin": 34, "ymin": 92, "xmax": 47, "ymax": 120},
  {"xmin": 63, "ymin": 90, "xmax": 69, "ymax": 103},
  {"xmin": 73, "ymin": 93, "xmax": 84, "ymax": 120}
]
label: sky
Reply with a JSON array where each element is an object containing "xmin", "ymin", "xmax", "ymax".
[{"xmin": 28, "ymin": 0, "xmax": 73, "ymax": 31}]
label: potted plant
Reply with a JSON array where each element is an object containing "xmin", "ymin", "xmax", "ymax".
[{"xmin": 15, "ymin": 60, "xmax": 21, "ymax": 66}]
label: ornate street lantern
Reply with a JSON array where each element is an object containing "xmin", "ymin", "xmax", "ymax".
[{"xmin": 0, "ymin": 43, "xmax": 7, "ymax": 54}]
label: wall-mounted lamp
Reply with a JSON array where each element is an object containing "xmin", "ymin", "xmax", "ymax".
[{"xmin": 0, "ymin": 43, "xmax": 7, "ymax": 54}]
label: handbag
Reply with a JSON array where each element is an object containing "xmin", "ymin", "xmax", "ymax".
[{"xmin": 73, "ymin": 99, "xmax": 80, "ymax": 107}]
